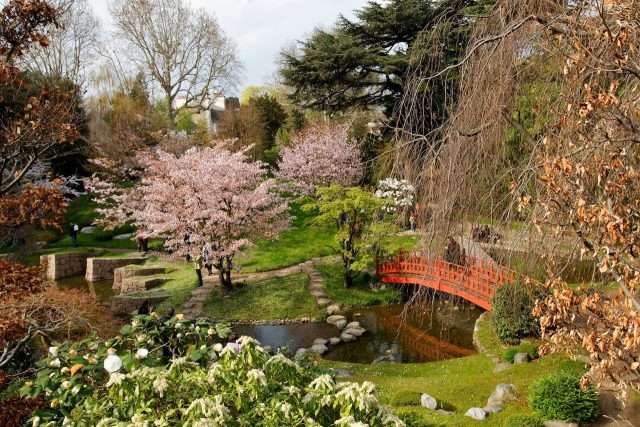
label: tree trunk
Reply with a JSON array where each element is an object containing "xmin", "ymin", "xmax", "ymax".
[
  {"xmin": 223, "ymin": 268, "xmax": 232, "ymax": 291},
  {"xmin": 343, "ymin": 270, "xmax": 353, "ymax": 288}
]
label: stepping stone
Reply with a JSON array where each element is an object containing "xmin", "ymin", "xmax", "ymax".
[
  {"xmin": 80, "ymin": 226, "xmax": 96, "ymax": 234},
  {"xmin": 327, "ymin": 314, "xmax": 347, "ymax": 325},
  {"xmin": 317, "ymin": 298, "xmax": 330, "ymax": 307},
  {"xmin": 465, "ymin": 407, "xmax": 486, "ymax": 420},
  {"xmin": 340, "ymin": 332, "xmax": 355, "ymax": 342},
  {"xmin": 328, "ymin": 337, "xmax": 341, "ymax": 345},
  {"xmin": 514, "ymin": 352, "xmax": 530, "ymax": 364},
  {"xmin": 326, "ymin": 304, "xmax": 341, "ymax": 315},
  {"xmin": 344, "ymin": 327, "xmax": 365, "ymax": 337},
  {"xmin": 345, "ymin": 321, "xmax": 360, "ymax": 329},
  {"xmin": 487, "ymin": 384, "xmax": 517, "ymax": 405},
  {"xmin": 310, "ymin": 344, "xmax": 328, "ymax": 354},
  {"xmin": 420, "ymin": 394, "xmax": 437, "ymax": 410},
  {"xmin": 313, "ymin": 338, "xmax": 328, "ymax": 346},
  {"xmin": 335, "ymin": 319, "xmax": 347, "ymax": 329},
  {"xmin": 493, "ymin": 362, "xmax": 511, "ymax": 373},
  {"xmin": 310, "ymin": 290, "xmax": 326, "ymax": 298}
]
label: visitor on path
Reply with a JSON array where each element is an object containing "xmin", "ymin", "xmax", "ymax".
[
  {"xmin": 193, "ymin": 253, "xmax": 204, "ymax": 288},
  {"xmin": 409, "ymin": 211, "xmax": 416, "ymax": 232},
  {"xmin": 136, "ymin": 230, "xmax": 150, "ymax": 253},
  {"xmin": 69, "ymin": 222, "xmax": 79, "ymax": 247},
  {"xmin": 202, "ymin": 243, "xmax": 213, "ymax": 275}
]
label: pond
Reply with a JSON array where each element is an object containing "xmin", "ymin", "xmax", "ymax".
[{"xmin": 235, "ymin": 299, "xmax": 479, "ymax": 364}]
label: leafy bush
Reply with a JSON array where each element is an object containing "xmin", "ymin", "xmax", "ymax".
[
  {"xmin": 502, "ymin": 414, "xmax": 543, "ymax": 427},
  {"xmin": 492, "ymin": 280, "xmax": 545, "ymax": 344},
  {"xmin": 22, "ymin": 315, "xmax": 405, "ymax": 426},
  {"xmin": 502, "ymin": 342, "xmax": 539, "ymax": 363},
  {"xmin": 528, "ymin": 372, "xmax": 600, "ymax": 424}
]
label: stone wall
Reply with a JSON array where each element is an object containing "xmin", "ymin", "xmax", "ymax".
[
  {"xmin": 85, "ymin": 257, "xmax": 145, "ymax": 282},
  {"xmin": 40, "ymin": 252, "xmax": 92, "ymax": 281},
  {"xmin": 111, "ymin": 294, "xmax": 168, "ymax": 315},
  {"xmin": 113, "ymin": 266, "xmax": 167, "ymax": 294}
]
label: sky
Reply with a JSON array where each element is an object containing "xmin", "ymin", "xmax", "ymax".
[{"xmin": 87, "ymin": 0, "xmax": 369, "ymax": 95}]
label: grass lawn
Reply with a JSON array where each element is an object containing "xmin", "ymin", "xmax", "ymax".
[
  {"xmin": 321, "ymin": 312, "xmax": 586, "ymax": 426},
  {"xmin": 236, "ymin": 202, "xmax": 336, "ymax": 273},
  {"xmin": 202, "ymin": 273, "xmax": 323, "ymax": 321},
  {"xmin": 316, "ymin": 263, "xmax": 402, "ymax": 307}
]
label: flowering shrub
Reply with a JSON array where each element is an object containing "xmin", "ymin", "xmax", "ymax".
[
  {"xmin": 374, "ymin": 178, "xmax": 414, "ymax": 214},
  {"xmin": 22, "ymin": 315, "xmax": 404, "ymax": 426}
]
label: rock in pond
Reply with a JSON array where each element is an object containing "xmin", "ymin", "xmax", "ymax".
[
  {"xmin": 465, "ymin": 407, "xmax": 486, "ymax": 420},
  {"xmin": 313, "ymin": 338, "xmax": 328, "ymax": 346},
  {"xmin": 344, "ymin": 327, "xmax": 366, "ymax": 337},
  {"xmin": 514, "ymin": 352, "xmax": 530, "ymax": 364},
  {"xmin": 328, "ymin": 337, "xmax": 341, "ymax": 345},
  {"xmin": 420, "ymin": 394, "xmax": 438, "ymax": 410},
  {"xmin": 326, "ymin": 315, "xmax": 346, "ymax": 326},
  {"xmin": 326, "ymin": 304, "xmax": 341, "ymax": 315},
  {"xmin": 345, "ymin": 321, "xmax": 360, "ymax": 329}
]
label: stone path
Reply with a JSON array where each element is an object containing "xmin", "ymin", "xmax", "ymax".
[{"xmin": 182, "ymin": 256, "xmax": 338, "ymax": 319}]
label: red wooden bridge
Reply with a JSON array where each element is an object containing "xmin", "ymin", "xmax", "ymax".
[{"xmin": 376, "ymin": 252, "xmax": 528, "ymax": 311}]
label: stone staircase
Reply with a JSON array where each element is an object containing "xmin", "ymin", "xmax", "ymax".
[{"xmin": 113, "ymin": 265, "xmax": 169, "ymax": 294}]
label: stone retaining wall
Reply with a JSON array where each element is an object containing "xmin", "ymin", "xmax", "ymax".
[
  {"xmin": 85, "ymin": 257, "xmax": 145, "ymax": 282},
  {"xmin": 40, "ymin": 252, "xmax": 92, "ymax": 280},
  {"xmin": 111, "ymin": 294, "xmax": 168, "ymax": 315},
  {"xmin": 112, "ymin": 267, "xmax": 166, "ymax": 293}
]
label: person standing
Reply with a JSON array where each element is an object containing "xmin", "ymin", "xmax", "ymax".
[
  {"xmin": 193, "ymin": 253, "xmax": 203, "ymax": 288},
  {"xmin": 202, "ymin": 243, "xmax": 213, "ymax": 276},
  {"xmin": 69, "ymin": 222, "xmax": 79, "ymax": 247},
  {"xmin": 409, "ymin": 211, "xmax": 416, "ymax": 232}
]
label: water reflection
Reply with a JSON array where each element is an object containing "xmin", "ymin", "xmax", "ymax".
[{"xmin": 54, "ymin": 276, "xmax": 114, "ymax": 303}]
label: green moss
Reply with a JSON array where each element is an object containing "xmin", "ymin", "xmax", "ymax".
[
  {"xmin": 202, "ymin": 273, "xmax": 323, "ymax": 321},
  {"xmin": 316, "ymin": 263, "xmax": 402, "ymax": 307}
]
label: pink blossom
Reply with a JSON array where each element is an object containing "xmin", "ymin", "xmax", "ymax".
[{"xmin": 276, "ymin": 123, "xmax": 364, "ymax": 196}]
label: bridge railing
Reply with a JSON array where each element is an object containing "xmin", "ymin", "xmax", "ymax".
[{"xmin": 375, "ymin": 251, "xmax": 522, "ymax": 302}]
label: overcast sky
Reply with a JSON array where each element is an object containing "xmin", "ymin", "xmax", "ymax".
[{"xmin": 87, "ymin": 0, "xmax": 369, "ymax": 95}]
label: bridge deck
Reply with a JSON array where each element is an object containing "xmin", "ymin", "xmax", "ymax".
[{"xmin": 376, "ymin": 253, "xmax": 526, "ymax": 311}]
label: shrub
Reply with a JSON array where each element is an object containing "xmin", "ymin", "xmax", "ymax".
[
  {"xmin": 528, "ymin": 372, "xmax": 600, "ymax": 424},
  {"xmin": 492, "ymin": 280, "xmax": 545, "ymax": 344},
  {"xmin": 21, "ymin": 315, "xmax": 405, "ymax": 426},
  {"xmin": 502, "ymin": 414, "xmax": 543, "ymax": 427},
  {"xmin": 502, "ymin": 342, "xmax": 539, "ymax": 363}
]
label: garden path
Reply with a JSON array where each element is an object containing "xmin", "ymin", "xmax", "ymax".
[{"xmin": 182, "ymin": 255, "xmax": 340, "ymax": 319}]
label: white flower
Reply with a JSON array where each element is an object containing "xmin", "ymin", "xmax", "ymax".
[
  {"xmin": 68, "ymin": 349, "xmax": 77, "ymax": 357},
  {"xmin": 136, "ymin": 348, "xmax": 149, "ymax": 359},
  {"xmin": 280, "ymin": 402, "xmax": 292, "ymax": 418},
  {"xmin": 285, "ymin": 385, "xmax": 300, "ymax": 395},
  {"xmin": 96, "ymin": 419, "xmax": 119, "ymax": 427},
  {"xmin": 237, "ymin": 335, "xmax": 259, "ymax": 346},
  {"xmin": 266, "ymin": 353, "xmax": 295, "ymax": 367},
  {"xmin": 71, "ymin": 385, "xmax": 81, "ymax": 395},
  {"xmin": 195, "ymin": 326, "xmax": 200, "ymax": 332},
  {"xmin": 62, "ymin": 417, "xmax": 72, "ymax": 426},
  {"xmin": 207, "ymin": 328, "xmax": 216, "ymax": 336},
  {"xmin": 247, "ymin": 369, "xmax": 267, "ymax": 386},
  {"xmin": 177, "ymin": 333, "xmax": 183, "ymax": 339},
  {"xmin": 107, "ymin": 347, "xmax": 117, "ymax": 355},
  {"xmin": 334, "ymin": 416, "xmax": 355, "ymax": 426},
  {"xmin": 31, "ymin": 416, "xmax": 40, "ymax": 427},
  {"xmin": 137, "ymin": 334, "xmax": 147, "ymax": 342},
  {"xmin": 49, "ymin": 358, "xmax": 60, "ymax": 368},
  {"xmin": 175, "ymin": 323, "xmax": 183, "ymax": 329},
  {"xmin": 106, "ymin": 372, "xmax": 126, "ymax": 387},
  {"xmin": 213, "ymin": 343, "xmax": 223, "ymax": 352},
  {"xmin": 61, "ymin": 381, "xmax": 72, "ymax": 390},
  {"xmin": 103, "ymin": 354, "xmax": 123, "ymax": 373},
  {"xmin": 309, "ymin": 374, "xmax": 335, "ymax": 391},
  {"xmin": 48, "ymin": 346, "xmax": 58, "ymax": 356},
  {"xmin": 176, "ymin": 313, "xmax": 185, "ymax": 320},
  {"xmin": 153, "ymin": 376, "xmax": 169, "ymax": 397},
  {"xmin": 349, "ymin": 423, "xmax": 369, "ymax": 427},
  {"xmin": 60, "ymin": 367, "xmax": 70, "ymax": 374}
]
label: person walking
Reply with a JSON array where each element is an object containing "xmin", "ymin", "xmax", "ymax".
[
  {"xmin": 69, "ymin": 222, "xmax": 79, "ymax": 247},
  {"xmin": 193, "ymin": 253, "xmax": 204, "ymax": 288},
  {"xmin": 202, "ymin": 243, "xmax": 213, "ymax": 276},
  {"xmin": 409, "ymin": 211, "xmax": 416, "ymax": 232}
]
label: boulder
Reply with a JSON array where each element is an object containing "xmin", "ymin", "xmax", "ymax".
[
  {"xmin": 420, "ymin": 394, "xmax": 438, "ymax": 410},
  {"xmin": 310, "ymin": 344, "xmax": 328, "ymax": 354},
  {"xmin": 335, "ymin": 319, "xmax": 347, "ymax": 329},
  {"xmin": 326, "ymin": 315, "xmax": 347, "ymax": 326},
  {"xmin": 329, "ymin": 368, "xmax": 352, "ymax": 378},
  {"xmin": 514, "ymin": 352, "xmax": 530, "ymax": 364},
  {"xmin": 487, "ymin": 383, "xmax": 517, "ymax": 405},
  {"xmin": 340, "ymin": 332, "xmax": 355, "ymax": 343},
  {"xmin": 464, "ymin": 407, "xmax": 486, "ymax": 420},
  {"xmin": 80, "ymin": 226, "xmax": 97, "ymax": 234},
  {"xmin": 113, "ymin": 233, "xmax": 132, "ymax": 240},
  {"xmin": 313, "ymin": 338, "xmax": 328, "ymax": 346},
  {"xmin": 372, "ymin": 354, "xmax": 398, "ymax": 364},
  {"xmin": 326, "ymin": 304, "xmax": 341, "ymax": 315},
  {"xmin": 482, "ymin": 405, "xmax": 503, "ymax": 414},
  {"xmin": 328, "ymin": 337, "xmax": 341, "ymax": 345},
  {"xmin": 345, "ymin": 321, "xmax": 361, "ymax": 329},
  {"xmin": 317, "ymin": 298, "xmax": 331, "ymax": 307}
]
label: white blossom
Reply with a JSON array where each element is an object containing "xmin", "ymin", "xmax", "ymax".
[
  {"xmin": 106, "ymin": 373, "xmax": 126, "ymax": 388},
  {"xmin": 48, "ymin": 346, "xmax": 58, "ymax": 356},
  {"xmin": 103, "ymin": 355, "xmax": 123, "ymax": 373},
  {"xmin": 49, "ymin": 358, "xmax": 60, "ymax": 368},
  {"xmin": 136, "ymin": 348, "xmax": 149, "ymax": 359}
]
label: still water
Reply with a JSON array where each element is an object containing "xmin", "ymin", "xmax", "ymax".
[
  {"xmin": 236, "ymin": 300, "xmax": 479, "ymax": 364},
  {"xmin": 54, "ymin": 276, "xmax": 114, "ymax": 303}
]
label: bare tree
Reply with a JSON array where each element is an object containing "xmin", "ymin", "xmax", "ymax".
[
  {"xmin": 21, "ymin": 0, "xmax": 100, "ymax": 88},
  {"xmin": 109, "ymin": 0, "xmax": 243, "ymax": 125}
]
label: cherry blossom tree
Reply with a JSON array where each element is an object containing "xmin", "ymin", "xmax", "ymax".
[
  {"xmin": 92, "ymin": 142, "xmax": 291, "ymax": 290},
  {"xmin": 276, "ymin": 123, "xmax": 364, "ymax": 195}
]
